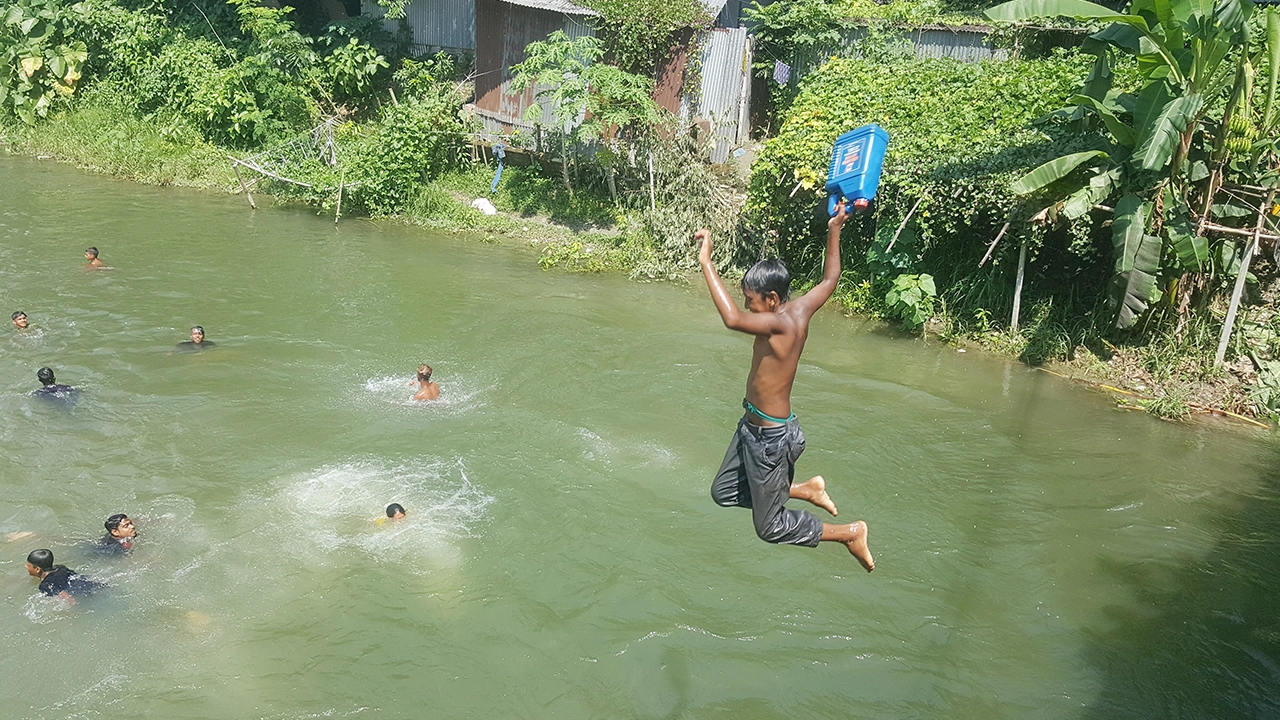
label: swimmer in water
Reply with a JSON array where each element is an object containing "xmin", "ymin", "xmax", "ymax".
[
  {"xmin": 26, "ymin": 549, "xmax": 103, "ymax": 605},
  {"xmin": 411, "ymin": 364, "xmax": 440, "ymax": 401},
  {"xmin": 697, "ymin": 203, "xmax": 874, "ymax": 572},
  {"xmin": 375, "ymin": 503, "xmax": 407, "ymax": 524},
  {"xmin": 12, "ymin": 311, "xmax": 29, "ymax": 330},
  {"xmin": 96, "ymin": 513, "xmax": 137, "ymax": 555},
  {"xmin": 176, "ymin": 326, "xmax": 216, "ymax": 352},
  {"xmin": 85, "ymin": 246, "xmax": 106, "ymax": 269},
  {"xmin": 34, "ymin": 367, "xmax": 76, "ymax": 399}
]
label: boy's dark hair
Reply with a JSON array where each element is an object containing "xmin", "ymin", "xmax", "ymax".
[
  {"xmin": 85, "ymin": 247, "xmax": 99, "ymax": 258},
  {"xmin": 37, "ymin": 367, "xmax": 55, "ymax": 386},
  {"xmin": 386, "ymin": 503, "xmax": 406, "ymax": 517},
  {"xmin": 27, "ymin": 549, "xmax": 54, "ymax": 571},
  {"xmin": 192, "ymin": 326, "xmax": 203, "ymax": 334},
  {"xmin": 104, "ymin": 514, "xmax": 128, "ymax": 532},
  {"xmin": 742, "ymin": 258, "xmax": 791, "ymax": 302},
  {"xmin": 12, "ymin": 311, "xmax": 25, "ymax": 320},
  {"xmin": 417, "ymin": 365, "xmax": 432, "ymax": 382}
]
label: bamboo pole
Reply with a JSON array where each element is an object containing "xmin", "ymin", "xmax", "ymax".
[
  {"xmin": 884, "ymin": 196, "xmax": 924, "ymax": 254},
  {"xmin": 1215, "ymin": 188, "xmax": 1276, "ymax": 366},
  {"xmin": 1011, "ymin": 236, "xmax": 1028, "ymax": 333},
  {"xmin": 334, "ymin": 168, "xmax": 345, "ymax": 226},
  {"xmin": 231, "ymin": 160, "xmax": 256, "ymax": 210},
  {"xmin": 979, "ymin": 221, "xmax": 1010, "ymax": 268}
]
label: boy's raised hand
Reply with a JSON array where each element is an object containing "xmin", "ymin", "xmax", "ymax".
[
  {"xmin": 695, "ymin": 229, "xmax": 712, "ymax": 264},
  {"xmin": 828, "ymin": 201, "xmax": 849, "ymax": 231}
]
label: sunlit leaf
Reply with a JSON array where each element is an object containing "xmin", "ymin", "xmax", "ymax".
[
  {"xmin": 984, "ymin": 0, "xmax": 1122, "ymax": 21},
  {"xmin": 1010, "ymin": 150, "xmax": 1109, "ymax": 195},
  {"xmin": 1133, "ymin": 93, "xmax": 1202, "ymax": 170}
]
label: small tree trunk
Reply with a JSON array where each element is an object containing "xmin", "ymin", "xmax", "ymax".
[
  {"xmin": 561, "ymin": 135, "xmax": 573, "ymax": 197},
  {"xmin": 1216, "ymin": 188, "xmax": 1275, "ymax": 366},
  {"xmin": 1011, "ymin": 237, "xmax": 1027, "ymax": 333}
]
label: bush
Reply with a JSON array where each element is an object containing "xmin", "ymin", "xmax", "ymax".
[
  {"xmin": 0, "ymin": 0, "xmax": 88, "ymax": 123},
  {"xmin": 748, "ymin": 51, "xmax": 1120, "ymax": 328},
  {"xmin": 346, "ymin": 89, "xmax": 467, "ymax": 215}
]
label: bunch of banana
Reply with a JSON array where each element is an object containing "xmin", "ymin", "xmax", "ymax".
[{"xmin": 1226, "ymin": 112, "xmax": 1257, "ymax": 155}]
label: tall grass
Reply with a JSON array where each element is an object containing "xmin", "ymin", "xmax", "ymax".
[{"xmin": 0, "ymin": 86, "xmax": 234, "ymax": 188}]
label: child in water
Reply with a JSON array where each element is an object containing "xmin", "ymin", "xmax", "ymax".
[
  {"xmin": 375, "ymin": 503, "xmax": 407, "ymax": 525},
  {"xmin": 85, "ymin": 247, "xmax": 106, "ymax": 269},
  {"xmin": 696, "ymin": 202, "xmax": 874, "ymax": 571},
  {"xmin": 411, "ymin": 365, "xmax": 440, "ymax": 401}
]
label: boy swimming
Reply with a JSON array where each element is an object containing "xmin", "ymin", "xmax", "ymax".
[
  {"xmin": 375, "ymin": 503, "xmax": 407, "ymax": 524},
  {"xmin": 85, "ymin": 247, "xmax": 106, "ymax": 269},
  {"xmin": 25, "ymin": 549, "xmax": 103, "ymax": 604},
  {"xmin": 411, "ymin": 365, "xmax": 440, "ymax": 401},
  {"xmin": 696, "ymin": 202, "xmax": 874, "ymax": 571}
]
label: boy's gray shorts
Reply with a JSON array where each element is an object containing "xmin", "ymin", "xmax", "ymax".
[{"xmin": 710, "ymin": 414, "xmax": 822, "ymax": 547}]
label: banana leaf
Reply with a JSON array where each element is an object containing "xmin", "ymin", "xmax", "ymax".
[
  {"xmin": 1069, "ymin": 94, "xmax": 1136, "ymax": 146},
  {"xmin": 1133, "ymin": 93, "xmax": 1203, "ymax": 170},
  {"xmin": 1010, "ymin": 150, "xmax": 1109, "ymax": 195},
  {"xmin": 984, "ymin": 0, "xmax": 1121, "ymax": 21},
  {"xmin": 1113, "ymin": 195, "xmax": 1151, "ymax": 274},
  {"xmin": 1110, "ymin": 235, "xmax": 1162, "ymax": 329}
]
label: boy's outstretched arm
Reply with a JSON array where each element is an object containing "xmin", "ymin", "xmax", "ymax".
[
  {"xmin": 793, "ymin": 202, "xmax": 849, "ymax": 315},
  {"xmin": 697, "ymin": 229, "xmax": 781, "ymax": 336}
]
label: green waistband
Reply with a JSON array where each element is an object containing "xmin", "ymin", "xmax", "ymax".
[{"xmin": 743, "ymin": 398, "xmax": 795, "ymax": 424}]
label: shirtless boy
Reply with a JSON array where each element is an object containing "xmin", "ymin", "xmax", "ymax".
[
  {"xmin": 85, "ymin": 247, "xmax": 105, "ymax": 269},
  {"xmin": 697, "ymin": 202, "xmax": 874, "ymax": 571},
  {"xmin": 411, "ymin": 365, "xmax": 440, "ymax": 401}
]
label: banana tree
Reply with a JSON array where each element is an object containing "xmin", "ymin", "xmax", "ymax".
[{"xmin": 985, "ymin": 0, "xmax": 1271, "ymax": 330}]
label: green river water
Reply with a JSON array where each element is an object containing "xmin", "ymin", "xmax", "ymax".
[{"xmin": 2, "ymin": 155, "xmax": 1280, "ymax": 719}]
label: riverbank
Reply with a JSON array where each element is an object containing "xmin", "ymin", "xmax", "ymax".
[{"xmin": 3, "ymin": 105, "xmax": 1273, "ymax": 430}]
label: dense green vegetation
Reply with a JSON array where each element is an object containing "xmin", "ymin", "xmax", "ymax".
[{"xmin": 750, "ymin": 52, "xmax": 1113, "ymax": 328}]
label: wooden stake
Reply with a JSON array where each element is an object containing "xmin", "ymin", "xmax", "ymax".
[
  {"xmin": 1011, "ymin": 236, "xmax": 1027, "ymax": 333},
  {"xmin": 334, "ymin": 168, "xmax": 345, "ymax": 226},
  {"xmin": 232, "ymin": 161, "xmax": 256, "ymax": 210},
  {"xmin": 979, "ymin": 221, "xmax": 1010, "ymax": 268},
  {"xmin": 1215, "ymin": 187, "xmax": 1276, "ymax": 366},
  {"xmin": 648, "ymin": 150, "xmax": 656, "ymax": 212}
]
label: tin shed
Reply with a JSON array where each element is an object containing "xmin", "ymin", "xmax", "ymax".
[{"xmin": 473, "ymin": 0, "xmax": 597, "ymax": 132}]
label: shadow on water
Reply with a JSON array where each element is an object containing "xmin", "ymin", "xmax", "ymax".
[{"xmin": 1080, "ymin": 447, "xmax": 1280, "ymax": 718}]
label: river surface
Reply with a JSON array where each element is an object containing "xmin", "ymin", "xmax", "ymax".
[{"xmin": 2, "ymin": 155, "xmax": 1279, "ymax": 719}]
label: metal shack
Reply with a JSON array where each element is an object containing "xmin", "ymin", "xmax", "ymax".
[{"xmin": 472, "ymin": 0, "xmax": 597, "ymax": 133}]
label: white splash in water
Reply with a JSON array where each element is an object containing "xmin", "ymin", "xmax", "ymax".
[
  {"xmin": 256, "ymin": 457, "xmax": 495, "ymax": 572},
  {"xmin": 359, "ymin": 374, "xmax": 486, "ymax": 415}
]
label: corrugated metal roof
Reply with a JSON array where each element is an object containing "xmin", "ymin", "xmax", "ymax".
[
  {"xmin": 363, "ymin": 0, "xmax": 476, "ymax": 52},
  {"xmin": 701, "ymin": 0, "xmax": 729, "ymax": 19},
  {"xmin": 499, "ymin": 0, "xmax": 598, "ymax": 16}
]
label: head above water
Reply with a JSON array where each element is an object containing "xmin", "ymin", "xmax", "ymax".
[
  {"xmin": 85, "ymin": 247, "xmax": 99, "ymax": 259},
  {"xmin": 417, "ymin": 365, "xmax": 432, "ymax": 382},
  {"xmin": 741, "ymin": 258, "xmax": 791, "ymax": 308},
  {"xmin": 191, "ymin": 326, "xmax": 204, "ymax": 343},
  {"xmin": 12, "ymin": 311, "xmax": 27, "ymax": 328},
  {"xmin": 386, "ymin": 503, "xmax": 406, "ymax": 519},
  {"xmin": 37, "ymin": 367, "xmax": 55, "ymax": 386},
  {"xmin": 26, "ymin": 548, "xmax": 54, "ymax": 573},
  {"xmin": 105, "ymin": 513, "xmax": 136, "ymax": 538}
]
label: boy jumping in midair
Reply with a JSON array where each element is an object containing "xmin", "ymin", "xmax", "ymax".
[{"xmin": 697, "ymin": 202, "xmax": 874, "ymax": 571}]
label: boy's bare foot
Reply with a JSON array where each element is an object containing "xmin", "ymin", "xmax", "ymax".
[
  {"xmin": 791, "ymin": 475, "xmax": 838, "ymax": 516},
  {"xmin": 822, "ymin": 521, "xmax": 874, "ymax": 572}
]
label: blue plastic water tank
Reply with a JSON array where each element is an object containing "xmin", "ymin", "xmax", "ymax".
[{"xmin": 826, "ymin": 124, "xmax": 889, "ymax": 216}]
